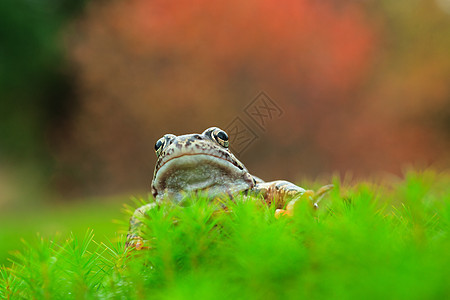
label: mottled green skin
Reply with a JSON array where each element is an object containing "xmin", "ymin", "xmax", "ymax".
[{"xmin": 126, "ymin": 127, "xmax": 322, "ymax": 249}]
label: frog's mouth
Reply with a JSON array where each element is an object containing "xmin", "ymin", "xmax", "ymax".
[{"xmin": 152, "ymin": 154, "xmax": 254, "ymax": 201}]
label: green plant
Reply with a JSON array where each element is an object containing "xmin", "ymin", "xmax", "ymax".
[{"xmin": 1, "ymin": 170, "xmax": 449, "ymax": 299}]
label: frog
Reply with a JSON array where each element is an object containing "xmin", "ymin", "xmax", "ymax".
[{"xmin": 126, "ymin": 126, "xmax": 333, "ymax": 250}]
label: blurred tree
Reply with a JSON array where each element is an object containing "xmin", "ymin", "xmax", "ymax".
[
  {"xmin": 373, "ymin": 0, "xmax": 450, "ymax": 132},
  {"xmin": 49, "ymin": 0, "xmax": 450, "ymax": 196},
  {"xmin": 0, "ymin": 0, "xmax": 88, "ymax": 205},
  {"xmin": 325, "ymin": 0, "xmax": 450, "ymax": 172},
  {"xmin": 0, "ymin": 0, "xmax": 86, "ymax": 169},
  {"xmin": 59, "ymin": 0, "xmax": 376, "ymax": 195}
]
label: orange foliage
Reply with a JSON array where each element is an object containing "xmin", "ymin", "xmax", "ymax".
[{"xmin": 54, "ymin": 0, "xmax": 449, "ymax": 195}]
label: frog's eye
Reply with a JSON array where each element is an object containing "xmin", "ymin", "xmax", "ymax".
[
  {"xmin": 212, "ymin": 129, "xmax": 229, "ymax": 148},
  {"xmin": 154, "ymin": 137, "xmax": 166, "ymax": 156}
]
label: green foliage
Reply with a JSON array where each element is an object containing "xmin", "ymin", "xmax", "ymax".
[
  {"xmin": 0, "ymin": 197, "xmax": 125, "ymax": 265},
  {"xmin": 1, "ymin": 170, "xmax": 450, "ymax": 299},
  {"xmin": 0, "ymin": 0, "xmax": 86, "ymax": 163}
]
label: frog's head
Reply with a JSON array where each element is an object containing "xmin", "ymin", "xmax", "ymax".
[{"xmin": 151, "ymin": 127, "xmax": 255, "ymax": 202}]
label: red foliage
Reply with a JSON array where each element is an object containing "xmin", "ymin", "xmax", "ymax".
[{"xmin": 54, "ymin": 0, "xmax": 449, "ymax": 195}]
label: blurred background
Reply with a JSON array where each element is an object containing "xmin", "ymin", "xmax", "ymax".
[{"xmin": 1, "ymin": 0, "xmax": 450, "ymax": 261}]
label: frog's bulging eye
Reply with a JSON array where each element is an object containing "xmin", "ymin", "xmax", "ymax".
[
  {"xmin": 154, "ymin": 137, "xmax": 166, "ymax": 156},
  {"xmin": 213, "ymin": 129, "xmax": 229, "ymax": 148}
]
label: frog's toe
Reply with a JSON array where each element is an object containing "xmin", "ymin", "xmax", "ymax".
[
  {"xmin": 275, "ymin": 208, "xmax": 292, "ymax": 218},
  {"xmin": 313, "ymin": 184, "xmax": 334, "ymax": 204},
  {"xmin": 126, "ymin": 235, "xmax": 151, "ymax": 251},
  {"xmin": 275, "ymin": 190, "xmax": 316, "ymax": 218}
]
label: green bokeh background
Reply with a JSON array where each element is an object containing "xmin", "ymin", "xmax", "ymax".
[{"xmin": 0, "ymin": 0, "xmax": 90, "ymax": 263}]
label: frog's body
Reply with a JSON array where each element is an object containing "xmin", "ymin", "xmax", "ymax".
[{"xmin": 127, "ymin": 127, "xmax": 332, "ymax": 249}]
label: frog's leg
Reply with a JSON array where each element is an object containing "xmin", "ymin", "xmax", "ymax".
[
  {"xmin": 126, "ymin": 202, "xmax": 157, "ymax": 250},
  {"xmin": 253, "ymin": 180, "xmax": 333, "ymax": 216},
  {"xmin": 252, "ymin": 180, "xmax": 307, "ymax": 208},
  {"xmin": 274, "ymin": 184, "xmax": 334, "ymax": 217}
]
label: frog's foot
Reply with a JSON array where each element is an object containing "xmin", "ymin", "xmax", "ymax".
[
  {"xmin": 126, "ymin": 234, "xmax": 152, "ymax": 251},
  {"xmin": 275, "ymin": 190, "xmax": 315, "ymax": 217},
  {"xmin": 275, "ymin": 184, "xmax": 333, "ymax": 218},
  {"xmin": 126, "ymin": 203, "xmax": 158, "ymax": 251}
]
